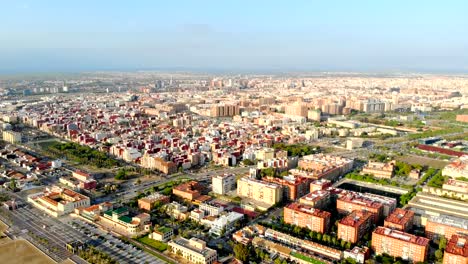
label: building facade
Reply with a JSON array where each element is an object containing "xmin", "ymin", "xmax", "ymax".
[
  {"xmin": 168, "ymin": 237, "xmax": 217, "ymax": 264},
  {"xmin": 338, "ymin": 210, "xmax": 373, "ymax": 243},
  {"xmin": 284, "ymin": 203, "xmax": 331, "ymax": 233},
  {"xmin": 371, "ymin": 227, "xmax": 429, "ymax": 263},
  {"xmin": 212, "ymin": 173, "xmax": 236, "ymax": 195}
]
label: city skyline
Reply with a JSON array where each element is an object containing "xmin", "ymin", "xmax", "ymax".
[{"xmin": 2, "ymin": 0, "xmax": 468, "ymax": 73}]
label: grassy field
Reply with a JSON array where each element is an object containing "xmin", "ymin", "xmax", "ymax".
[
  {"xmin": 137, "ymin": 235, "xmax": 168, "ymax": 252},
  {"xmin": 396, "ymin": 155, "xmax": 449, "ymax": 169},
  {"xmin": 0, "ymin": 240, "xmax": 55, "ymax": 264}
]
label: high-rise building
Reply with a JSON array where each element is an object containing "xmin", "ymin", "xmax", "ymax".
[
  {"xmin": 338, "ymin": 210, "xmax": 373, "ymax": 243},
  {"xmin": 284, "ymin": 203, "xmax": 331, "ymax": 233},
  {"xmin": 285, "ymin": 102, "xmax": 308, "ymax": 117},
  {"xmin": 2, "ymin": 130, "xmax": 22, "ymax": 143},
  {"xmin": 212, "ymin": 173, "xmax": 236, "ymax": 195},
  {"xmin": 237, "ymin": 177, "xmax": 283, "ymax": 209},
  {"xmin": 443, "ymin": 234, "xmax": 468, "ymax": 264},
  {"xmin": 371, "ymin": 227, "xmax": 429, "ymax": 263},
  {"xmin": 384, "ymin": 208, "xmax": 414, "ymax": 232}
]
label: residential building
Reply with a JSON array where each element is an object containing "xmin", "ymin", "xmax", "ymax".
[
  {"xmin": 140, "ymin": 154, "xmax": 177, "ymax": 174},
  {"xmin": 138, "ymin": 193, "xmax": 170, "ymax": 211},
  {"xmin": 263, "ymin": 175, "xmax": 311, "ymax": 201},
  {"xmin": 264, "ymin": 228, "xmax": 342, "ymax": 261},
  {"xmin": 384, "ymin": 208, "xmax": 414, "ymax": 232},
  {"xmin": 310, "ymin": 179, "xmax": 332, "ymax": 192},
  {"xmin": 210, "ymin": 104, "xmax": 240, "ymax": 117},
  {"xmin": 285, "ymin": 102, "xmax": 308, "ymax": 117},
  {"xmin": 2, "ymin": 130, "xmax": 21, "ymax": 143},
  {"xmin": 28, "ymin": 186, "xmax": 90, "ymax": 217},
  {"xmin": 237, "ymin": 177, "xmax": 282, "ymax": 210},
  {"xmin": 168, "ymin": 237, "xmax": 217, "ymax": 264},
  {"xmin": 256, "ymin": 148, "xmax": 275, "ymax": 161},
  {"xmin": 425, "ymin": 215, "xmax": 468, "ymax": 241},
  {"xmin": 371, "ymin": 227, "xmax": 429, "ymax": 263},
  {"xmin": 212, "ymin": 173, "xmax": 236, "ymax": 195},
  {"xmin": 165, "ymin": 202, "xmax": 188, "ymax": 220},
  {"xmin": 443, "ymin": 234, "xmax": 468, "ymax": 264},
  {"xmin": 209, "ymin": 212, "xmax": 244, "ymax": 236},
  {"xmin": 295, "ymin": 154, "xmax": 354, "ymax": 181},
  {"xmin": 337, "ymin": 191, "xmax": 397, "ymax": 223},
  {"xmin": 298, "ymin": 190, "xmax": 331, "ymax": 209},
  {"xmin": 284, "ymin": 202, "xmax": 331, "ymax": 233},
  {"xmin": 199, "ymin": 202, "xmax": 224, "ymax": 216},
  {"xmin": 362, "ymin": 161, "xmax": 395, "ymax": 179},
  {"xmin": 338, "ymin": 210, "xmax": 373, "ymax": 243},
  {"xmin": 343, "ymin": 246, "xmax": 370, "ymax": 264}
]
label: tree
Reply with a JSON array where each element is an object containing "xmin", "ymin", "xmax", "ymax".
[
  {"xmin": 435, "ymin": 249, "xmax": 444, "ymax": 260},
  {"xmin": 115, "ymin": 168, "xmax": 128, "ymax": 180},
  {"xmin": 345, "ymin": 241, "xmax": 352, "ymax": 249},
  {"xmin": 439, "ymin": 236, "xmax": 447, "ymax": 250},
  {"xmin": 136, "ymin": 178, "xmax": 142, "ymax": 185},
  {"xmin": 9, "ymin": 178, "xmax": 17, "ymax": 191},
  {"xmin": 242, "ymin": 159, "xmax": 255, "ymax": 166}
]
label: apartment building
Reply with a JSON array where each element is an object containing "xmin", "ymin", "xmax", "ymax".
[
  {"xmin": 140, "ymin": 153, "xmax": 177, "ymax": 174},
  {"xmin": 138, "ymin": 193, "xmax": 170, "ymax": 211},
  {"xmin": 168, "ymin": 237, "xmax": 217, "ymax": 264},
  {"xmin": 2, "ymin": 130, "xmax": 21, "ymax": 144},
  {"xmin": 237, "ymin": 177, "xmax": 283, "ymax": 210},
  {"xmin": 338, "ymin": 210, "xmax": 373, "ymax": 243},
  {"xmin": 199, "ymin": 202, "xmax": 224, "ymax": 216},
  {"xmin": 296, "ymin": 154, "xmax": 354, "ymax": 181},
  {"xmin": 28, "ymin": 186, "xmax": 90, "ymax": 217},
  {"xmin": 298, "ymin": 190, "xmax": 331, "ymax": 209},
  {"xmin": 212, "ymin": 173, "xmax": 236, "ymax": 195},
  {"xmin": 443, "ymin": 234, "xmax": 468, "ymax": 264},
  {"xmin": 263, "ymin": 175, "xmax": 311, "ymax": 201},
  {"xmin": 337, "ymin": 191, "xmax": 397, "ymax": 223},
  {"xmin": 284, "ymin": 203, "xmax": 331, "ymax": 233},
  {"xmin": 384, "ymin": 208, "xmax": 414, "ymax": 232},
  {"xmin": 371, "ymin": 227, "xmax": 429, "ymax": 263},
  {"xmin": 310, "ymin": 179, "xmax": 332, "ymax": 192},
  {"xmin": 362, "ymin": 161, "xmax": 395, "ymax": 179},
  {"xmin": 210, "ymin": 104, "xmax": 240, "ymax": 117},
  {"xmin": 425, "ymin": 215, "xmax": 468, "ymax": 241}
]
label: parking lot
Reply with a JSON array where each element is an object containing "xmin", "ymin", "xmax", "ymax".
[{"xmin": 69, "ymin": 219, "xmax": 165, "ymax": 264}]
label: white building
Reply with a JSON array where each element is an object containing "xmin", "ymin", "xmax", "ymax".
[
  {"xmin": 209, "ymin": 212, "xmax": 244, "ymax": 236},
  {"xmin": 199, "ymin": 202, "xmax": 224, "ymax": 216},
  {"xmin": 212, "ymin": 173, "xmax": 236, "ymax": 195}
]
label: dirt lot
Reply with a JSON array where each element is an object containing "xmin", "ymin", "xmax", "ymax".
[
  {"xmin": 0, "ymin": 239, "xmax": 55, "ymax": 264},
  {"xmin": 0, "ymin": 220, "xmax": 11, "ymax": 245},
  {"xmin": 396, "ymin": 155, "xmax": 449, "ymax": 169}
]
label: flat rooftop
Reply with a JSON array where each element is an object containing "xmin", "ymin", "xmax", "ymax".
[
  {"xmin": 385, "ymin": 208, "xmax": 414, "ymax": 226},
  {"xmin": 286, "ymin": 202, "xmax": 331, "ymax": 219},
  {"xmin": 339, "ymin": 210, "xmax": 372, "ymax": 227},
  {"xmin": 374, "ymin": 226, "xmax": 429, "ymax": 246}
]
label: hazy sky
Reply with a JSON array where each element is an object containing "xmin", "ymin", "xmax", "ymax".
[{"xmin": 1, "ymin": 0, "xmax": 467, "ymax": 73}]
